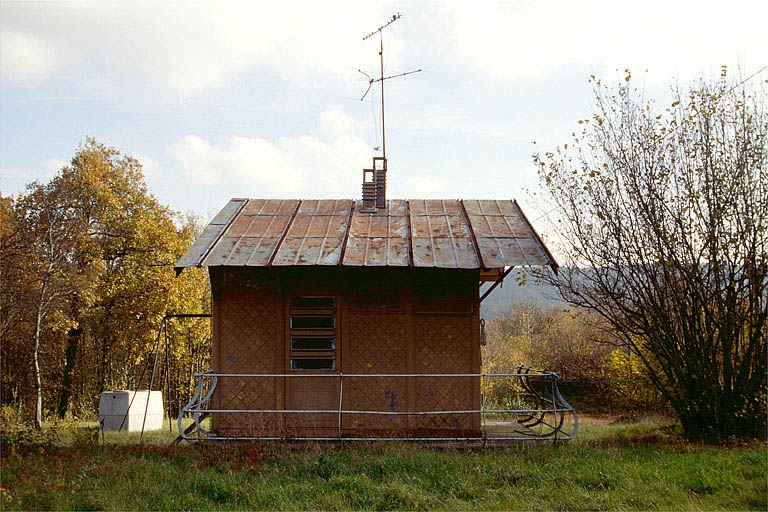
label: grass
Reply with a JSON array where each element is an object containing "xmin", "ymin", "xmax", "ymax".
[{"xmin": 1, "ymin": 415, "xmax": 765, "ymax": 510}]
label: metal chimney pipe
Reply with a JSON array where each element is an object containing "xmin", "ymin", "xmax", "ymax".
[{"xmin": 374, "ymin": 157, "xmax": 387, "ymax": 209}]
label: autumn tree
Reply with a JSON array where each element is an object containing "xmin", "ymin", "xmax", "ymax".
[
  {"xmin": 1, "ymin": 139, "xmax": 210, "ymax": 425},
  {"xmin": 0, "ymin": 196, "xmax": 34, "ymax": 412},
  {"xmin": 483, "ymin": 301, "xmax": 658, "ymax": 410},
  {"xmin": 4, "ymin": 178, "xmax": 93, "ymax": 427},
  {"xmin": 534, "ymin": 69, "xmax": 767, "ymax": 440}
]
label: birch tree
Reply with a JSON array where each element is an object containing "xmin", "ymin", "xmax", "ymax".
[{"xmin": 535, "ymin": 69, "xmax": 767, "ymax": 440}]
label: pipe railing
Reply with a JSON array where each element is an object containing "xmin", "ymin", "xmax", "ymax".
[{"xmin": 177, "ymin": 370, "xmax": 578, "ymax": 443}]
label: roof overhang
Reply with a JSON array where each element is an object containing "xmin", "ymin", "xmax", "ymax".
[{"xmin": 175, "ymin": 198, "xmax": 558, "ymax": 273}]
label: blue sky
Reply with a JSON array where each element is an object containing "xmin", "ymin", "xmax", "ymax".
[{"xmin": 2, "ymin": 0, "xmax": 766, "ymax": 225}]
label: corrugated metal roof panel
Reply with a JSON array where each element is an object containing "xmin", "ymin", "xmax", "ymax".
[
  {"xmin": 475, "ymin": 237, "xmax": 552, "ymax": 268},
  {"xmin": 349, "ymin": 213, "xmax": 408, "ymax": 238},
  {"xmin": 241, "ymin": 198, "xmax": 299, "ymax": 216},
  {"xmin": 175, "ymin": 197, "xmax": 557, "ymax": 270},
  {"xmin": 198, "ymin": 199, "xmax": 300, "ymax": 267},
  {"xmin": 343, "ymin": 236, "xmax": 410, "ymax": 266},
  {"xmin": 463, "ymin": 198, "xmax": 519, "ymax": 217},
  {"xmin": 174, "ymin": 198, "xmax": 247, "ymax": 269},
  {"xmin": 272, "ymin": 236, "xmax": 345, "ymax": 266},
  {"xmin": 270, "ymin": 199, "xmax": 352, "ymax": 266},
  {"xmin": 464, "ymin": 199, "xmax": 556, "ymax": 268},
  {"xmin": 297, "ymin": 199, "xmax": 351, "ymax": 215},
  {"xmin": 210, "ymin": 198, "xmax": 249, "ymax": 224},
  {"xmin": 410, "ymin": 213, "xmax": 470, "ymax": 238},
  {"xmin": 409, "ymin": 199, "xmax": 463, "ymax": 216},
  {"xmin": 409, "ymin": 199, "xmax": 480, "ymax": 268},
  {"xmin": 412, "ymin": 237, "xmax": 479, "ymax": 268},
  {"xmin": 343, "ymin": 200, "xmax": 410, "ymax": 266}
]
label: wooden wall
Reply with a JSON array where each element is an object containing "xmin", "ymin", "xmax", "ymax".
[{"xmin": 209, "ymin": 266, "xmax": 481, "ymax": 438}]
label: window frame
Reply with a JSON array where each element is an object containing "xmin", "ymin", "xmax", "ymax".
[{"xmin": 288, "ymin": 294, "xmax": 338, "ymax": 372}]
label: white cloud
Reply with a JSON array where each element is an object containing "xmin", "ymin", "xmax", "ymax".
[
  {"xmin": 3, "ymin": 0, "xmax": 765, "ymax": 96},
  {"xmin": 0, "ymin": 156, "xmax": 65, "ymax": 196},
  {"xmin": 42, "ymin": 157, "xmax": 67, "ymax": 174},
  {"xmin": 0, "ymin": 30, "xmax": 62, "ymax": 85},
  {"xmin": 136, "ymin": 155, "xmax": 162, "ymax": 182},
  {"xmin": 402, "ymin": 175, "xmax": 446, "ymax": 199},
  {"xmin": 0, "ymin": 1, "xmax": 400, "ymax": 97},
  {"xmin": 164, "ymin": 107, "xmax": 372, "ymax": 204},
  {"xmin": 446, "ymin": 0, "xmax": 768, "ymax": 82},
  {"xmin": 168, "ymin": 135, "xmax": 306, "ymax": 192},
  {"xmin": 319, "ymin": 106, "xmax": 362, "ymax": 138}
]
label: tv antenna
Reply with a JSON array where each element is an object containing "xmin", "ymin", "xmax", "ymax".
[{"xmin": 359, "ymin": 13, "xmax": 421, "ymax": 161}]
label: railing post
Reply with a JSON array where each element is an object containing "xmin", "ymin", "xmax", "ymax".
[
  {"xmin": 338, "ymin": 372, "xmax": 344, "ymax": 439},
  {"xmin": 550, "ymin": 373, "xmax": 559, "ymax": 443},
  {"xmin": 480, "ymin": 373, "xmax": 487, "ymax": 439}
]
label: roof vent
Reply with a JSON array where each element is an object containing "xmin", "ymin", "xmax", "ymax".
[{"xmin": 361, "ymin": 157, "xmax": 387, "ymax": 212}]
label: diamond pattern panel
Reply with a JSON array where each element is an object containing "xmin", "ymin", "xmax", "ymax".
[
  {"xmin": 414, "ymin": 315, "xmax": 475, "ymax": 430},
  {"xmin": 213, "ymin": 270, "xmax": 282, "ymax": 436},
  {"xmin": 346, "ymin": 313, "xmax": 408, "ymax": 431}
]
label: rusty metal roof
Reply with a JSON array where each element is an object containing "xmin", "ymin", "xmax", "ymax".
[{"xmin": 175, "ymin": 199, "xmax": 557, "ymax": 270}]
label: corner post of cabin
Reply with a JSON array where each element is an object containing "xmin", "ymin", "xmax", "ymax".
[
  {"xmin": 209, "ymin": 267, "xmax": 223, "ymax": 431},
  {"xmin": 471, "ymin": 270, "xmax": 482, "ymax": 434}
]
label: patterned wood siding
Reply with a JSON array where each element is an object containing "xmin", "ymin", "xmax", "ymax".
[
  {"xmin": 213, "ymin": 268, "xmax": 283, "ymax": 436},
  {"xmin": 414, "ymin": 315, "xmax": 477, "ymax": 431},
  {"xmin": 346, "ymin": 311, "xmax": 409, "ymax": 431}
]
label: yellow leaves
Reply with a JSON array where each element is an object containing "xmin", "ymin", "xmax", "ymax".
[{"xmin": 5, "ymin": 138, "xmax": 213, "ymax": 413}]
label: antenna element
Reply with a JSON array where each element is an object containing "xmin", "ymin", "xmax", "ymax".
[{"xmin": 359, "ymin": 13, "xmax": 421, "ymax": 161}]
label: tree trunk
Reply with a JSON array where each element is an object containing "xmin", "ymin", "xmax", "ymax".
[
  {"xmin": 57, "ymin": 328, "xmax": 81, "ymax": 418},
  {"xmin": 33, "ymin": 304, "xmax": 43, "ymax": 429}
]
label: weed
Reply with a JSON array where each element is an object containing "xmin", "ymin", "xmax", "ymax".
[{"xmin": 0, "ymin": 423, "xmax": 61, "ymax": 456}]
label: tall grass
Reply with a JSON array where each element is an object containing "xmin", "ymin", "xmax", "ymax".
[{"xmin": 1, "ymin": 416, "xmax": 765, "ymax": 510}]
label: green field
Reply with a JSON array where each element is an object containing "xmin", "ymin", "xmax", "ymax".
[{"xmin": 1, "ymin": 416, "xmax": 765, "ymax": 511}]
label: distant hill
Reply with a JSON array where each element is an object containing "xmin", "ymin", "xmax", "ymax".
[{"xmin": 479, "ymin": 268, "xmax": 565, "ymax": 320}]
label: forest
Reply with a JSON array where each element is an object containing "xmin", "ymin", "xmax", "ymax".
[{"xmin": 1, "ymin": 138, "xmax": 211, "ymax": 428}]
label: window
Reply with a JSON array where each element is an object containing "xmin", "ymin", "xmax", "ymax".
[
  {"xmin": 291, "ymin": 337, "xmax": 335, "ymax": 351},
  {"xmin": 290, "ymin": 315, "xmax": 335, "ymax": 330},
  {"xmin": 289, "ymin": 296, "xmax": 336, "ymax": 371},
  {"xmin": 291, "ymin": 357, "xmax": 335, "ymax": 371},
  {"xmin": 291, "ymin": 296, "xmax": 335, "ymax": 310}
]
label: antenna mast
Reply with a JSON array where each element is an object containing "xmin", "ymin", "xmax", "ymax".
[{"xmin": 360, "ymin": 13, "xmax": 421, "ymax": 161}]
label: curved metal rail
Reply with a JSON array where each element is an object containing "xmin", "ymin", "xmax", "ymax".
[
  {"xmin": 515, "ymin": 367, "xmax": 578, "ymax": 439},
  {"xmin": 177, "ymin": 371, "xmax": 578, "ymax": 443},
  {"xmin": 176, "ymin": 370, "xmax": 217, "ymax": 441}
]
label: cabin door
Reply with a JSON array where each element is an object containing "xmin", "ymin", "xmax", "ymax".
[{"xmin": 285, "ymin": 295, "xmax": 340, "ymax": 434}]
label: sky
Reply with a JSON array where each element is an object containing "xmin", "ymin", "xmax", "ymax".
[{"xmin": 2, "ymin": 0, "xmax": 766, "ymax": 227}]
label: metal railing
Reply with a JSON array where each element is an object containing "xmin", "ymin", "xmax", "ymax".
[{"xmin": 177, "ymin": 370, "xmax": 578, "ymax": 443}]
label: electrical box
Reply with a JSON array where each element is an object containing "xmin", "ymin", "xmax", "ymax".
[{"xmin": 98, "ymin": 390, "xmax": 163, "ymax": 431}]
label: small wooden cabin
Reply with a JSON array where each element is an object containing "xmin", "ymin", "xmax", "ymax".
[{"xmin": 176, "ymin": 191, "xmax": 556, "ymax": 439}]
